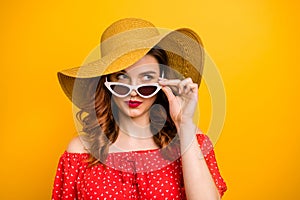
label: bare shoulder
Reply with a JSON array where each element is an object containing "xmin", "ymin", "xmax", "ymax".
[
  {"xmin": 196, "ymin": 128, "xmax": 204, "ymax": 135},
  {"xmin": 67, "ymin": 136, "xmax": 88, "ymax": 153}
]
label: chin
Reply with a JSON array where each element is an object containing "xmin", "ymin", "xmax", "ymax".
[
  {"xmin": 126, "ymin": 110, "xmax": 144, "ymax": 118},
  {"xmin": 122, "ymin": 106, "xmax": 150, "ymax": 119}
]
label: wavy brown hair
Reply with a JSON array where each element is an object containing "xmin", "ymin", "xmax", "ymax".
[{"xmin": 76, "ymin": 47, "xmax": 180, "ymax": 166}]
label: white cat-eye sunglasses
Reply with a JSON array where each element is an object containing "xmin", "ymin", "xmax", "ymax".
[{"xmin": 104, "ymin": 72, "xmax": 164, "ymax": 98}]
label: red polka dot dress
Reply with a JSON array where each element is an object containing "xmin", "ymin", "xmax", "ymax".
[{"xmin": 52, "ymin": 134, "xmax": 227, "ymax": 199}]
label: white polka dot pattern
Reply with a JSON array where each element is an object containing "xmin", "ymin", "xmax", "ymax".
[{"xmin": 51, "ymin": 134, "xmax": 227, "ymax": 199}]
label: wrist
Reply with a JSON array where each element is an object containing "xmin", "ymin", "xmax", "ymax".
[
  {"xmin": 176, "ymin": 120, "xmax": 196, "ymax": 132},
  {"xmin": 177, "ymin": 121, "xmax": 197, "ymax": 148}
]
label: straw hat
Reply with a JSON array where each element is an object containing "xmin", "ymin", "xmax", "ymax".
[{"xmin": 58, "ymin": 18, "xmax": 205, "ymax": 108}]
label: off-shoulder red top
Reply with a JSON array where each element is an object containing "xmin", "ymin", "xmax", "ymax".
[{"xmin": 52, "ymin": 134, "xmax": 227, "ymax": 199}]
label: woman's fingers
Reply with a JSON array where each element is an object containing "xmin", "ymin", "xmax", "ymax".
[
  {"xmin": 160, "ymin": 78, "xmax": 199, "ymax": 124},
  {"xmin": 159, "ymin": 79, "xmax": 181, "ymax": 87},
  {"xmin": 178, "ymin": 78, "xmax": 192, "ymax": 94},
  {"xmin": 161, "ymin": 86, "xmax": 176, "ymax": 102},
  {"xmin": 159, "ymin": 78, "xmax": 197, "ymax": 95},
  {"xmin": 159, "ymin": 79, "xmax": 180, "ymax": 94},
  {"xmin": 190, "ymin": 83, "xmax": 198, "ymax": 92}
]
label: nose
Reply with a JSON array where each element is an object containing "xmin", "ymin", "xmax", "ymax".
[{"xmin": 130, "ymin": 88, "xmax": 138, "ymax": 97}]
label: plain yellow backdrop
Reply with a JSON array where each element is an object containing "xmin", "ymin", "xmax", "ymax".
[{"xmin": 1, "ymin": 0, "xmax": 299, "ymax": 199}]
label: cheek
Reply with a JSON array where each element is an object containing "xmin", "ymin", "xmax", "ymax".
[{"xmin": 144, "ymin": 96, "xmax": 157, "ymax": 107}]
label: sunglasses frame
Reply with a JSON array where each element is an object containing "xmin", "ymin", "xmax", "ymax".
[{"xmin": 104, "ymin": 77, "xmax": 162, "ymax": 98}]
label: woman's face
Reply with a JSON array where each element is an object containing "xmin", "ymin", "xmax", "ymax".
[{"xmin": 109, "ymin": 55, "xmax": 160, "ymax": 119}]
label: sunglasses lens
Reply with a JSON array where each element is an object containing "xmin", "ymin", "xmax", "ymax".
[
  {"xmin": 111, "ymin": 85, "xmax": 130, "ymax": 95},
  {"xmin": 138, "ymin": 86, "xmax": 158, "ymax": 96}
]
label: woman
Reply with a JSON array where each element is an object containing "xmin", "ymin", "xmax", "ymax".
[{"xmin": 52, "ymin": 18, "xmax": 227, "ymax": 199}]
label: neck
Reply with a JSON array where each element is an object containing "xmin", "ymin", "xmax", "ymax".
[
  {"xmin": 117, "ymin": 111, "xmax": 153, "ymax": 138},
  {"xmin": 109, "ymin": 111, "xmax": 159, "ymax": 152}
]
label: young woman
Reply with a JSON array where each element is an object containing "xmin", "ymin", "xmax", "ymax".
[{"xmin": 52, "ymin": 18, "xmax": 227, "ymax": 200}]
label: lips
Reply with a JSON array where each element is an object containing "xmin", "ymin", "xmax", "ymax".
[{"xmin": 126, "ymin": 100, "xmax": 142, "ymax": 108}]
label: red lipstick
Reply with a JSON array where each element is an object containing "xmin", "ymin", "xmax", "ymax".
[{"xmin": 126, "ymin": 100, "xmax": 142, "ymax": 108}]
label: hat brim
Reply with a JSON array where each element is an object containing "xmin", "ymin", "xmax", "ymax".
[{"xmin": 58, "ymin": 28, "xmax": 204, "ymax": 109}]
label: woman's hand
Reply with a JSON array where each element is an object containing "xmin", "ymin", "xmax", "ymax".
[{"xmin": 159, "ymin": 77, "xmax": 198, "ymax": 128}]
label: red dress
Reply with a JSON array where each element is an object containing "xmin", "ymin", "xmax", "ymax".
[{"xmin": 52, "ymin": 134, "xmax": 227, "ymax": 199}]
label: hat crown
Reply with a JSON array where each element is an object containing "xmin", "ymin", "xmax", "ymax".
[{"xmin": 100, "ymin": 18, "xmax": 160, "ymax": 57}]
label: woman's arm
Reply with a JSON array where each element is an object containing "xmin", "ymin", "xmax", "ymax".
[
  {"xmin": 179, "ymin": 122, "xmax": 220, "ymax": 200},
  {"xmin": 160, "ymin": 78, "xmax": 223, "ymax": 199}
]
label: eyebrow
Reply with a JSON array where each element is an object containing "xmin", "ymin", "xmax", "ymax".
[
  {"xmin": 138, "ymin": 71, "xmax": 158, "ymax": 76},
  {"xmin": 122, "ymin": 70, "xmax": 159, "ymax": 76}
]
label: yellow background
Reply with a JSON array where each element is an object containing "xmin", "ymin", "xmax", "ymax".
[{"xmin": 1, "ymin": 0, "xmax": 299, "ymax": 199}]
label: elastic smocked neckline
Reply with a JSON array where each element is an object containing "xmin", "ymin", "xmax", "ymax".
[{"xmin": 64, "ymin": 147, "xmax": 160, "ymax": 156}]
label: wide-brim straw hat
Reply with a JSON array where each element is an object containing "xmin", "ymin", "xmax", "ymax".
[{"xmin": 58, "ymin": 18, "xmax": 205, "ymax": 109}]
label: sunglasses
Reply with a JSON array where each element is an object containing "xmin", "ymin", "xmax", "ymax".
[{"xmin": 104, "ymin": 77, "xmax": 162, "ymax": 98}]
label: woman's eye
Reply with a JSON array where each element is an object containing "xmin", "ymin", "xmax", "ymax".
[
  {"xmin": 143, "ymin": 75, "xmax": 154, "ymax": 81},
  {"xmin": 116, "ymin": 73, "xmax": 129, "ymax": 80}
]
